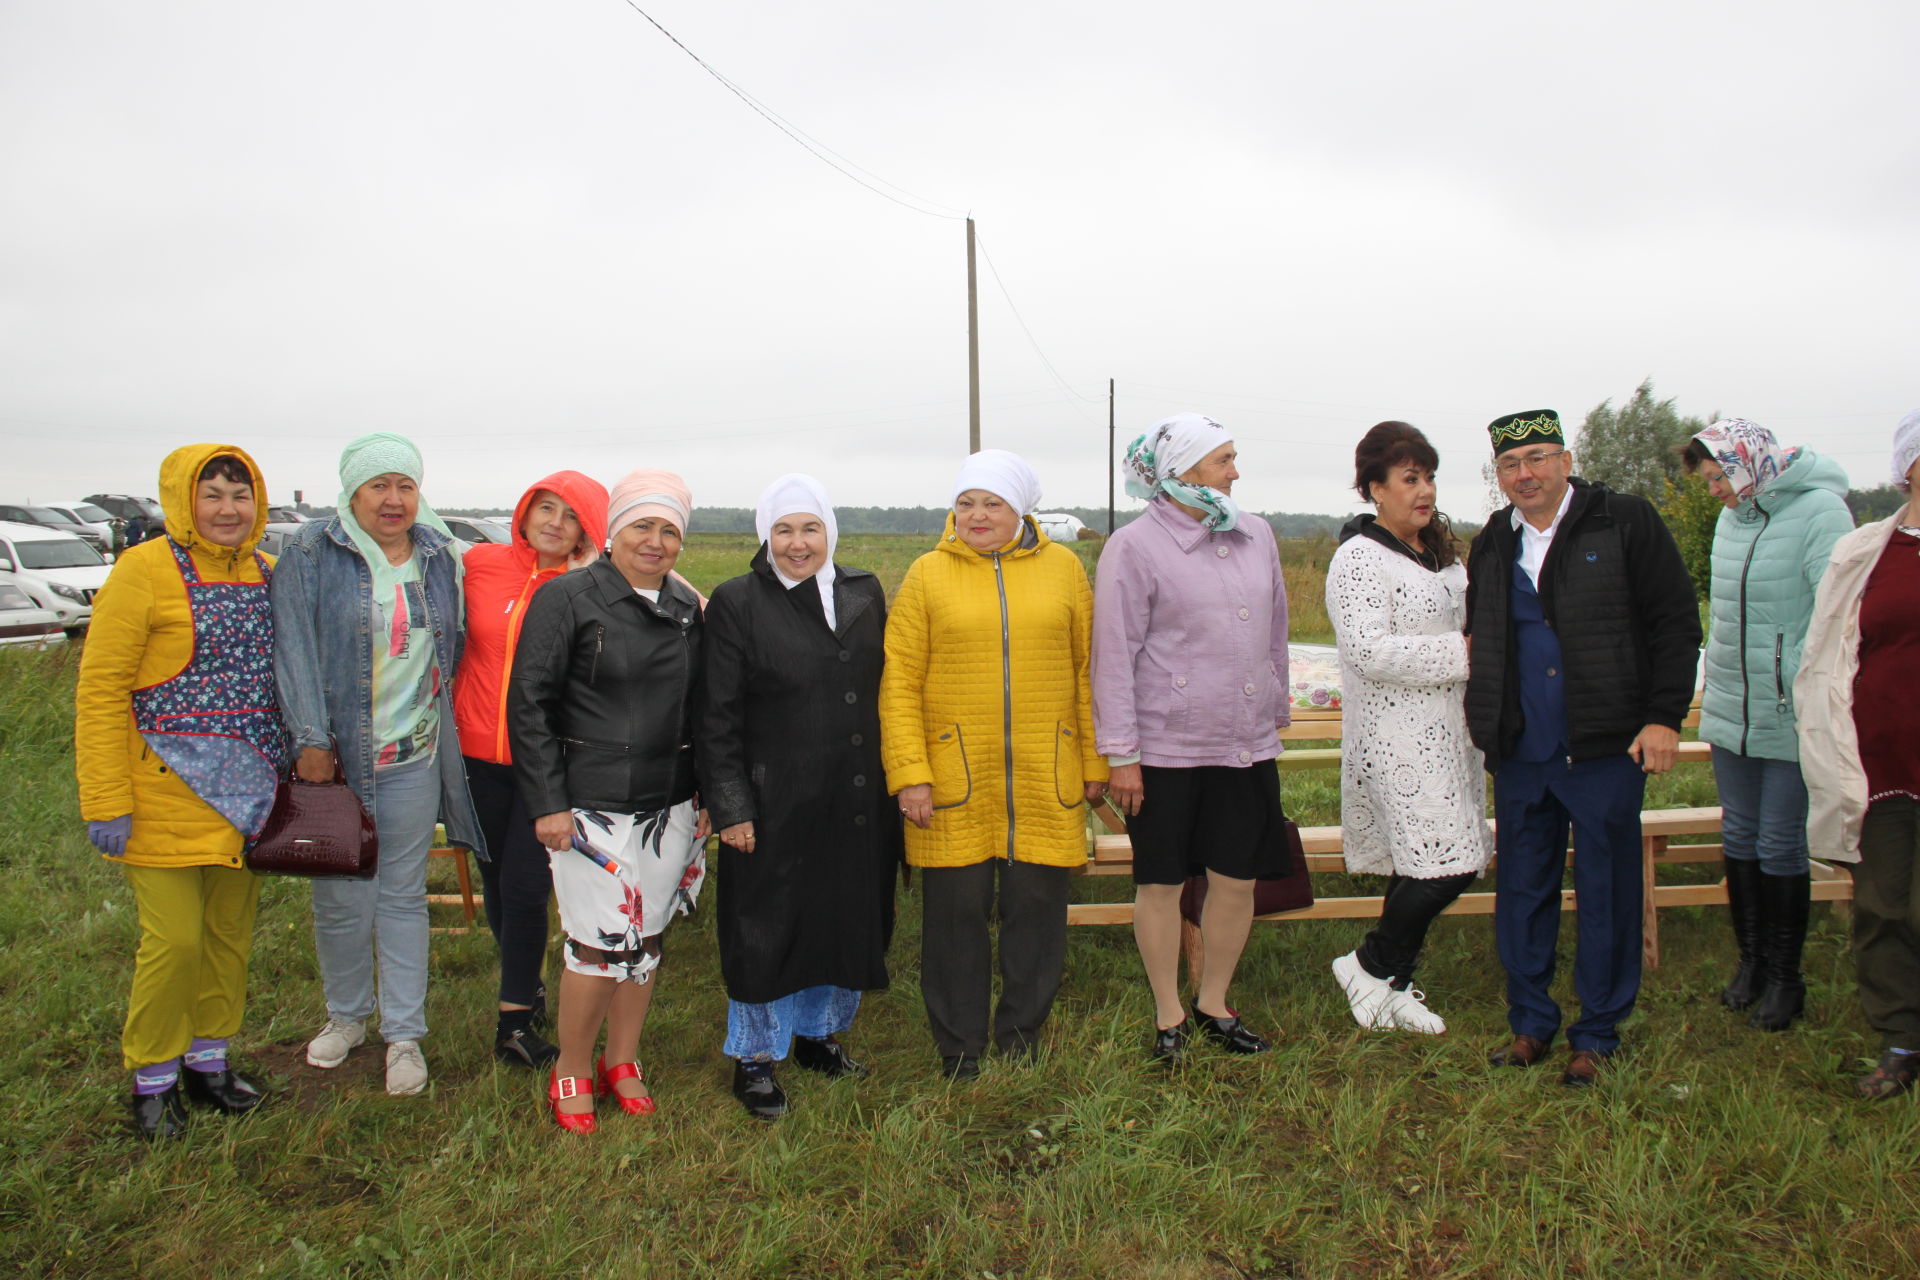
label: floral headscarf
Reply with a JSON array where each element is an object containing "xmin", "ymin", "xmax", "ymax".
[
  {"xmin": 1123, "ymin": 412, "xmax": 1239, "ymax": 532},
  {"xmin": 1690, "ymin": 418, "xmax": 1792, "ymax": 503}
]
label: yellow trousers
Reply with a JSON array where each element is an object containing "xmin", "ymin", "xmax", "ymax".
[{"xmin": 121, "ymin": 864, "xmax": 262, "ymax": 1072}]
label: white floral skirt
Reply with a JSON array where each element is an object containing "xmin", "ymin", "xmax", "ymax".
[{"xmin": 549, "ymin": 801, "xmax": 706, "ymax": 983}]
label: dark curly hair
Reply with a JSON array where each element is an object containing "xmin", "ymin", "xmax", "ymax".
[
  {"xmin": 1352, "ymin": 421, "xmax": 1459, "ymax": 569},
  {"xmin": 197, "ymin": 455, "xmax": 253, "ymax": 487}
]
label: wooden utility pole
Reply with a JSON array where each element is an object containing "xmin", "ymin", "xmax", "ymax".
[
  {"xmin": 966, "ymin": 217, "xmax": 980, "ymax": 453},
  {"xmin": 1107, "ymin": 378, "xmax": 1116, "ymax": 535}
]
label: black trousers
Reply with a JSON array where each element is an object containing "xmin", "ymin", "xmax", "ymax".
[
  {"xmin": 919, "ymin": 859, "xmax": 1068, "ymax": 1060},
  {"xmin": 1851, "ymin": 797, "xmax": 1920, "ymax": 1048},
  {"xmin": 1357, "ymin": 871, "xmax": 1477, "ymax": 987},
  {"xmin": 464, "ymin": 757, "xmax": 553, "ymax": 1008}
]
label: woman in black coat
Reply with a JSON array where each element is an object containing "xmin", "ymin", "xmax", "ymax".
[{"xmin": 697, "ymin": 474, "xmax": 900, "ymax": 1120}]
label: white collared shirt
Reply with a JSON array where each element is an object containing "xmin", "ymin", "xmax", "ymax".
[{"xmin": 1510, "ymin": 484, "xmax": 1574, "ymax": 589}]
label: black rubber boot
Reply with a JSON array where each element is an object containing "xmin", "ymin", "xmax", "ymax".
[
  {"xmin": 1747, "ymin": 871, "xmax": 1810, "ymax": 1032},
  {"xmin": 1720, "ymin": 858, "xmax": 1766, "ymax": 1011}
]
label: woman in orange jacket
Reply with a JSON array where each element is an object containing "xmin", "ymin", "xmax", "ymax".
[
  {"xmin": 451, "ymin": 471, "xmax": 609, "ymax": 1068},
  {"xmin": 75, "ymin": 444, "xmax": 285, "ymax": 1139}
]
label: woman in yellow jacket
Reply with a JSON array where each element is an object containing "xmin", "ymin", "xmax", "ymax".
[
  {"xmin": 882, "ymin": 450, "xmax": 1107, "ymax": 1079},
  {"xmin": 75, "ymin": 444, "xmax": 285, "ymax": 1139}
]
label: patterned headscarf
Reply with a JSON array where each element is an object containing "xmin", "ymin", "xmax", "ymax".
[
  {"xmin": 1892, "ymin": 408, "xmax": 1920, "ymax": 492},
  {"xmin": 1123, "ymin": 412, "xmax": 1239, "ymax": 532},
  {"xmin": 1690, "ymin": 418, "xmax": 1792, "ymax": 502}
]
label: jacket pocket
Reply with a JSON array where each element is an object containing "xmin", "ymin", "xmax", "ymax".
[
  {"xmin": 561, "ymin": 737, "xmax": 629, "ymax": 806},
  {"xmin": 929, "ymin": 725, "xmax": 972, "ymax": 810},
  {"xmin": 1052, "ymin": 721, "xmax": 1084, "ymax": 808}
]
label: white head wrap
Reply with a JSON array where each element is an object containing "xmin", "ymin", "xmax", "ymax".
[
  {"xmin": 1893, "ymin": 408, "xmax": 1920, "ymax": 491},
  {"xmin": 754, "ymin": 472, "xmax": 838, "ymax": 625},
  {"xmin": 950, "ymin": 449, "xmax": 1042, "ymax": 515}
]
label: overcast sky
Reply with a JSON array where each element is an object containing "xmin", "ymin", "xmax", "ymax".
[{"xmin": 3, "ymin": 1, "xmax": 1915, "ymax": 522}]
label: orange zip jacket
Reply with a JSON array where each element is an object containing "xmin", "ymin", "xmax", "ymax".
[{"xmin": 452, "ymin": 471, "xmax": 609, "ymax": 765}]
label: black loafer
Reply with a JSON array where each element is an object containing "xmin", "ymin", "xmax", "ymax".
[
  {"xmin": 732, "ymin": 1060, "xmax": 788, "ymax": 1120},
  {"xmin": 131, "ymin": 1084, "xmax": 189, "ymax": 1140},
  {"xmin": 1192, "ymin": 1008, "xmax": 1270, "ymax": 1055},
  {"xmin": 792, "ymin": 1035, "xmax": 867, "ymax": 1079},
  {"xmin": 941, "ymin": 1055, "xmax": 980, "ymax": 1081},
  {"xmin": 495, "ymin": 1027, "xmax": 560, "ymax": 1070},
  {"xmin": 181, "ymin": 1067, "xmax": 267, "ymax": 1116},
  {"xmin": 1150, "ymin": 1019, "xmax": 1189, "ymax": 1065}
]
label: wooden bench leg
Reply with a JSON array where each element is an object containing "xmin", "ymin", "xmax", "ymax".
[
  {"xmin": 1642, "ymin": 834, "xmax": 1663, "ymax": 971},
  {"xmin": 453, "ymin": 846, "xmax": 476, "ymax": 923},
  {"xmin": 1810, "ymin": 859, "xmax": 1853, "ymax": 925}
]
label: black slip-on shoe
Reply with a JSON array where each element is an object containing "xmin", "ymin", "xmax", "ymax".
[
  {"xmin": 181, "ymin": 1067, "xmax": 267, "ymax": 1116},
  {"xmin": 732, "ymin": 1060, "xmax": 788, "ymax": 1120}
]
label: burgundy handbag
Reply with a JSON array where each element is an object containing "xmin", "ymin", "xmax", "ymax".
[
  {"xmin": 246, "ymin": 752, "xmax": 380, "ymax": 880},
  {"xmin": 1178, "ymin": 819, "xmax": 1313, "ymax": 924}
]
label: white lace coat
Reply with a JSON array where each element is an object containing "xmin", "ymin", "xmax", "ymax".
[{"xmin": 1325, "ymin": 537, "xmax": 1493, "ymax": 878}]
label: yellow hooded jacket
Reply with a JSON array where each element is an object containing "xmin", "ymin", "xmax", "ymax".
[
  {"xmin": 75, "ymin": 443, "xmax": 272, "ymax": 868},
  {"xmin": 880, "ymin": 514, "xmax": 1108, "ymax": 869}
]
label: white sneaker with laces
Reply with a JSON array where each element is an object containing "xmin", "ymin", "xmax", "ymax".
[
  {"xmin": 305, "ymin": 1017, "xmax": 367, "ymax": 1069},
  {"xmin": 1330, "ymin": 951, "xmax": 1396, "ymax": 1029},
  {"xmin": 385, "ymin": 1040, "xmax": 429, "ymax": 1096},
  {"xmin": 1382, "ymin": 985, "xmax": 1447, "ymax": 1035}
]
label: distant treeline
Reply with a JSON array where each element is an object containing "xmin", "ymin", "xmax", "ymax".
[{"xmin": 429, "ymin": 505, "xmax": 1364, "ymax": 539}]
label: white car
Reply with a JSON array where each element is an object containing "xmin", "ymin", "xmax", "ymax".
[
  {"xmin": 0, "ymin": 577, "xmax": 66, "ymax": 649},
  {"xmin": 1032, "ymin": 512, "xmax": 1089, "ymax": 541},
  {"xmin": 41, "ymin": 500, "xmax": 123, "ymax": 553},
  {"xmin": 0, "ymin": 520, "xmax": 112, "ymax": 633}
]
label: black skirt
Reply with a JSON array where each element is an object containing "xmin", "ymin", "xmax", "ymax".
[{"xmin": 1127, "ymin": 762, "xmax": 1289, "ymax": 886}]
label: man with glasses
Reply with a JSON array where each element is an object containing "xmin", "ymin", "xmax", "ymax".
[{"xmin": 1463, "ymin": 409, "xmax": 1700, "ymax": 1087}]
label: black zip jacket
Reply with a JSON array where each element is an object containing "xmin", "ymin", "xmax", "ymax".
[
  {"xmin": 1463, "ymin": 478, "xmax": 1700, "ymax": 772},
  {"xmin": 508, "ymin": 558, "xmax": 703, "ymax": 817}
]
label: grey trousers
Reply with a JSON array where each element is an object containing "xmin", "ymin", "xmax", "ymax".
[
  {"xmin": 918, "ymin": 859, "xmax": 1068, "ymax": 1061},
  {"xmin": 1852, "ymin": 797, "xmax": 1920, "ymax": 1047}
]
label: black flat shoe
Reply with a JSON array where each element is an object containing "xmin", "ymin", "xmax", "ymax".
[
  {"xmin": 131, "ymin": 1084, "xmax": 189, "ymax": 1140},
  {"xmin": 181, "ymin": 1067, "xmax": 267, "ymax": 1116},
  {"xmin": 732, "ymin": 1060, "xmax": 788, "ymax": 1120},
  {"xmin": 1192, "ymin": 1008, "xmax": 1270, "ymax": 1055},
  {"xmin": 1150, "ymin": 1019, "xmax": 1189, "ymax": 1065},
  {"xmin": 792, "ymin": 1035, "xmax": 867, "ymax": 1079},
  {"xmin": 941, "ymin": 1055, "xmax": 980, "ymax": 1081},
  {"xmin": 495, "ymin": 1027, "xmax": 560, "ymax": 1070}
]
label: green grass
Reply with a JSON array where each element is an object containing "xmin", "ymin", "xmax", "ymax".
[{"xmin": 4, "ymin": 560, "xmax": 1916, "ymax": 1278}]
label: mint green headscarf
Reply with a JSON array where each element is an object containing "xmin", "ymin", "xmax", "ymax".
[{"xmin": 334, "ymin": 432, "xmax": 459, "ymax": 572}]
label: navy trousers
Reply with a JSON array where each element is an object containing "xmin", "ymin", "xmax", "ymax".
[{"xmin": 1493, "ymin": 754, "xmax": 1647, "ymax": 1054}]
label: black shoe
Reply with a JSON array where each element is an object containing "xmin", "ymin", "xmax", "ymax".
[
  {"xmin": 528, "ymin": 985, "xmax": 549, "ymax": 1033},
  {"xmin": 941, "ymin": 1055, "xmax": 980, "ymax": 1081},
  {"xmin": 732, "ymin": 1060, "xmax": 788, "ymax": 1120},
  {"xmin": 495, "ymin": 1026, "xmax": 560, "ymax": 1070},
  {"xmin": 1149, "ymin": 1019, "xmax": 1189, "ymax": 1065},
  {"xmin": 1192, "ymin": 1008, "xmax": 1270, "ymax": 1055},
  {"xmin": 792, "ymin": 1035, "xmax": 867, "ymax": 1079},
  {"xmin": 1720, "ymin": 858, "xmax": 1766, "ymax": 1010},
  {"xmin": 130, "ymin": 1084, "xmax": 189, "ymax": 1140},
  {"xmin": 181, "ymin": 1067, "xmax": 267, "ymax": 1116},
  {"xmin": 1748, "ymin": 871, "xmax": 1810, "ymax": 1032}
]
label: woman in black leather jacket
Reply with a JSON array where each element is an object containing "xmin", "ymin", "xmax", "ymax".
[{"xmin": 508, "ymin": 469, "xmax": 708, "ymax": 1134}]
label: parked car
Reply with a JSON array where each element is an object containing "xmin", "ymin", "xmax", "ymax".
[
  {"xmin": 0, "ymin": 521, "xmax": 112, "ymax": 633},
  {"xmin": 254, "ymin": 522, "xmax": 309, "ymax": 557},
  {"xmin": 40, "ymin": 500, "xmax": 123, "ymax": 552},
  {"xmin": 0, "ymin": 577, "xmax": 66, "ymax": 649},
  {"xmin": 442, "ymin": 515, "xmax": 513, "ymax": 546},
  {"xmin": 267, "ymin": 506, "xmax": 308, "ymax": 524},
  {"xmin": 0, "ymin": 503, "xmax": 110, "ymax": 555},
  {"xmin": 84, "ymin": 494, "xmax": 167, "ymax": 545}
]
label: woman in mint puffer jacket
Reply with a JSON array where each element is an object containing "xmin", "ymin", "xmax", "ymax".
[{"xmin": 1683, "ymin": 419, "xmax": 1853, "ymax": 1031}]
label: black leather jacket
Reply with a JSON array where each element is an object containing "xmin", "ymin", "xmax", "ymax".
[{"xmin": 508, "ymin": 559, "xmax": 703, "ymax": 817}]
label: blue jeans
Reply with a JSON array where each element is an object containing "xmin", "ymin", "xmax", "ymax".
[
  {"xmin": 1710, "ymin": 746, "xmax": 1810, "ymax": 876},
  {"xmin": 311, "ymin": 755, "xmax": 438, "ymax": 1042},
  {"xmin": 724, "ymin": 986, "xmax": 862, "ymax": 1062}
]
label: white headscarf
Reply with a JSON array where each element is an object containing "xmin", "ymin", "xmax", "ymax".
[
  {"xmin": 754, "ymin": 472, "xmax": 837, "ymax": 628},
  {"xmin": 951, "ymin": 449, "xmax": 1042, "ymax": 515},
  {"xmin": 1124, "ymin": 413, "xmax": 1240, "ymax": 532},
  {"xmin": 1893, "ymin": 408, "xmax": 1920, "ymax": 491}
]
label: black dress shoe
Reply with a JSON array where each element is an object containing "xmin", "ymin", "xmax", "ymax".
[
  {"xmin": 1192, "ymin": 1008, "xmax": 1270, "ymax": 1055},
  {"xmin": 941, "ymin": 1055, "xmax": 980, "ymax": 1081},
  {"xmin": 792, "ymin": 1035, "xmax": 867, "ymax": 1079},
  {"xmin": 131, "ymin": 1084, "xmax": 189, "ymax": 1140},
  {"xmin": 182, "ymin": 1067, "xmax": 267, "ymax": 1116},
  {"xmin": 731, "ymin": 1060, "xmax": 788, "ymax": 1120},
  {"xmin": 495, "ymin": 1027, "xmax": 561, "ymax": 1070},
  {"xmin": 1150, "ymin": 1019, "xmax": 1189, "ymax": 1065}
]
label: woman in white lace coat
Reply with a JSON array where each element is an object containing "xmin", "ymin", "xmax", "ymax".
[{"xmin": 1325, "ymin": 422, "xmax": 1492, "ymax": 1034}]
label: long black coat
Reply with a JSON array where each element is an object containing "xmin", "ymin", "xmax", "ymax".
[{"xmin": 695, "ymin": 549, "xmax": 900, "ymax": 1003}]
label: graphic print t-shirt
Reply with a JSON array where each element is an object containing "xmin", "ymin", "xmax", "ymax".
[{"xmin": 369, "ymin": 555, "xmax": 441, "ymax": 767}]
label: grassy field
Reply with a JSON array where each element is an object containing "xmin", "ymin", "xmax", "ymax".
[{"xmin": 2, "ymin": 535, "xmax": 1914, "ymax": 1279}]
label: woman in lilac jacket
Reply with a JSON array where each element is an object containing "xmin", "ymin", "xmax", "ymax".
[{"xmin": 1092, "ymin": 413, "xmax": 1291, "ymax": 1063}]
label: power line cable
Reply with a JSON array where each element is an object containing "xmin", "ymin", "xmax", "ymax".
[{"xmin": 972, "ymin": 231, "xmax": 1101, "ymax": 423}]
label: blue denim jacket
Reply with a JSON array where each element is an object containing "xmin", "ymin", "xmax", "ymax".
[{"xmin": 269, "ymin": 517, "xmax": 485, "ymax": 855}]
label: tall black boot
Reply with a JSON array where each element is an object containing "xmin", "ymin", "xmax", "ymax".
[
  {"xmin": 1720, "ymin": 858, "xmax": 1766, "ymax": 1010},
  {"xmin": 1747, "ymin": 871, "xmax": 1810, "ymax": 1032}
]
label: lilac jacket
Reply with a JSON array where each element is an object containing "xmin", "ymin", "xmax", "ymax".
[{"xmin": 1091, "ymin": 497, "xmax": 1290, "ymax": 768}]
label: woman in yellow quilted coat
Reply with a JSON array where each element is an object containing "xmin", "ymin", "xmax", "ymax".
[
  {"xmin": 75, "ymin": 444, "xmax": 284, "ymax": 1139},
  {"xmin": 881, "ymin": 450, "xmax": 1107, "ymax": 1079}
]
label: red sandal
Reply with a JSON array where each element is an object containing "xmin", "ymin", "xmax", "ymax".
[
  {"xmin": 596, "ymin": 1056, "xmax": 657, "ymax": 1115},
  {"xmin": 548, "ymin": 1070, "xmax": 597, "ymax": 1134}
]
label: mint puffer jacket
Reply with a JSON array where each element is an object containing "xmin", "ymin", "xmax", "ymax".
[{"xmin": 1698, "ymin": 448, "xmax": 1854, "ymax": 761}]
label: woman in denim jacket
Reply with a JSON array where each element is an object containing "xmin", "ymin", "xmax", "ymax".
[{"xmin": 271, "ymin": 432, "xmax": 484, "ymax": 1097}]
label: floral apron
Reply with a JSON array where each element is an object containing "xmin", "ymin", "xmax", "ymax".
[{"xmin": 130, "ymin": 541, "xmax": 289, "ymax": 838}]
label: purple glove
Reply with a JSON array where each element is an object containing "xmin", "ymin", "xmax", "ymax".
[{"xmin": 88, "ymin": 815, "xmax": 132, "ymax": 857}]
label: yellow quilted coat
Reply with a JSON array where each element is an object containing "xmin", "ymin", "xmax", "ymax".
[
  {"xmin": 880, "ymin": 515, "xmax": 1107, "ymax": 869},
  {"xmin": 75, "ymin": 443, "xmax": 272, "ymax": 869}
]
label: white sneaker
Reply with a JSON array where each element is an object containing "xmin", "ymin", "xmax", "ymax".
[
  {"xmin": 1381, "ymin": 986, "xmax": 1448, "ymax": 1035},
  {"xmin": 385, "ymin": 1040, "xmax": 429, "ymax": 1096},
  {"xmin": 1331, "ymin": 951, "xmax": 1396, "ymax": 1029},
  {"xmin": 306, "ymin": 1017, "xmax": 367, "ymax": 1068}
]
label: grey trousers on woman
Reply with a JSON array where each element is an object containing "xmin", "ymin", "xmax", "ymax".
[{"xmin": 919, "ymin": 859, "xmax": 1069, "ymax": 1062}]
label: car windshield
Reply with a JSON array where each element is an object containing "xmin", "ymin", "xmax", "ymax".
[
  {"xmin": 21, "ymin": 507, "xmax": 76, "ymax": 524},
  {"xmin": 70, "ymin": 504, "xmax": 114, "ymax": 522},
  {"xmin": 12, "ymin": 539, "xmax": 105, "ymax": 570}
]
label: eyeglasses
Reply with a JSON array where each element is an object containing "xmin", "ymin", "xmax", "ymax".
[{"xmin": 1495, "ymin": 448, "xmax": 1567, "ymax": 477}]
